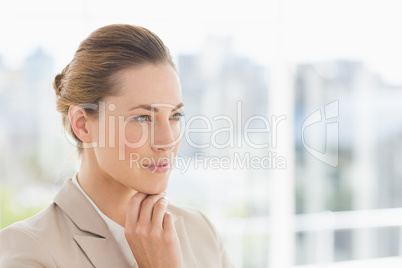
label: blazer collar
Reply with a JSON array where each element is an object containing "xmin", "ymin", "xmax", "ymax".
[
  {"xmin": 53, "ymin": 178, "xmax": 197, "ymax": 268},
  {"xmin": 54, "ymin": 178, "xmax": 109, "ymax": 238},
  {"xmin": 54, "ymin": 178, "xmax": 131, "ymax": 267}
]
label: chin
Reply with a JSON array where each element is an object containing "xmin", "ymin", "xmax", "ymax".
[
  {"xmin": 132, "ymin": 183, "xmax": 168, "ymax": 195},
  {"xmin": 126, "ymin": 169, "xmax": 171, "ymax": 194}
]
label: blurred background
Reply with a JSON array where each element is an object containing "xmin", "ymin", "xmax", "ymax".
[{"xmin": 1, "ymin": 0, "xmax": 402, "ymax": 267}]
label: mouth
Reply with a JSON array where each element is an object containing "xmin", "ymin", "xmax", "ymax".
[{"xmin": 143, "ymin": 162, "xmax": 170, "ymax": 173}]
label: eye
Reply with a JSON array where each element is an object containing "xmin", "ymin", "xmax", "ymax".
[
  {"xmin": 170, "ymin": 112, "xmax": 185, "ymax": 121},
  {"xmin": 132, "ymin": 115, "xmax": 151, "ymax": 123}
]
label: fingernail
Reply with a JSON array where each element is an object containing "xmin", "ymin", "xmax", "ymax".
[{"xmin": 162, "ymin": 197, "xmax": 169, "ymax": 205}]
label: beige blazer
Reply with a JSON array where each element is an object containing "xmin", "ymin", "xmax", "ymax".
[{"xmin": 0, "ymin": 178, "xmax": 235, "ymax": 268}]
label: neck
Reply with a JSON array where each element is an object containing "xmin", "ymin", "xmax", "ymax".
[{"xmin": 77, "ymin": 150, "xmax": 136, "ymax": 227}]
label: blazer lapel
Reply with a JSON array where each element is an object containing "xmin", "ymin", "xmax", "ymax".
[
  {"xmin": 74, "ymin": 234, "xmax": 131, "ymax": 268},
  {"xmin": 54, "ymin": 178, "xmax": 108, "ymax": 237},
  {"xmin": 54, "ymin": 178, "xmax": 197, "ymax": 268},
  {"xmin": 54, "ymin": 178, "xmax": 131, "ymax": 268}
]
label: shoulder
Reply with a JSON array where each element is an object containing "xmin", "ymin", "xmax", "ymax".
[
  {"xmin": 0, "ymin": 204, "xmax": 59, "ymax": 267},
  {"xmin": 1, "ymin": 203, "xmax": 57, "ymax": 237},
  {"xmin": 167, "ymin": 203, "xmax": 209, "ymax": 221},
  {"xmin": 167, "ymin": 203, "xmax": 219, "ymax": 236},
  {"xmin": 167, "ymin": 203, "xmax": 236, "ymax": 268},
  {"xmin": 1, "ymin": 202, "xmax": 65, "ymax": 240},
  {"xmin": 167, "ymin": 203, "xmax": 220, "ymax": 244}
]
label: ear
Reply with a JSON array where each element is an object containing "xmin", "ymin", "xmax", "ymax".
[{"xmin": 68, "ymin": 105, "xmax": 93, "ymax": 144}]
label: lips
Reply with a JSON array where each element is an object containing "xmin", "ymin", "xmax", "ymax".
[{"xmin": 143, "ymin": 162, "xmax": 170, "ymax": 173}]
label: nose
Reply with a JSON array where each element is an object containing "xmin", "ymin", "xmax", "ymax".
[{"xmin": 150, "ymin": 119, "xmax": 176, "ymax": 152}]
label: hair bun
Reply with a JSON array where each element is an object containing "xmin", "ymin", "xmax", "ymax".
[{"xmin": 53, "ymin": 73, "xmax": 63, "ymax": 96}]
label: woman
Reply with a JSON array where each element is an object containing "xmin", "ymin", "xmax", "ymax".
[{"xmin": 0, "ymin": 24, "xmax": 234, "ymax": 268}]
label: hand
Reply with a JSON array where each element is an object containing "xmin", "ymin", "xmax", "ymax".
[{"xmin": 125, "ymin": 192, "xmax": 183, "ymax": 268}]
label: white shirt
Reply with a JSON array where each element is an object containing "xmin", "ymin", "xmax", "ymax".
[{"xmin": 72, "ymin": 174, "xmax": 136, "ymax": 267}]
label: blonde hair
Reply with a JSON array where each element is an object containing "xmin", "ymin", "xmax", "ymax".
[{"xmin": 53, "ymin": 24, "xmax": 175, "ymax": 154}]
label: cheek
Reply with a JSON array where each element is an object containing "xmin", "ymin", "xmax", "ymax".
[
  {"xmin": 120, "ymin": 123, "xmax": 150, "ymax": 147},
  {"xmin": 174, "ymin": 141, "xmax": 181, "ymax": 153},
  {"xmin": 121, "ymin": 124, "xmax": 149, "ymax": 163},
  {"xmin": 171, "ymin": 122, "xmax": 183, "ymax": 142},
  {"xmin": 172, "ymin": 124, "xmax": 182, "ymax": 154}
]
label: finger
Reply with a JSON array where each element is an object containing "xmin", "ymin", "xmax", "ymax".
[
  {"xmin": 126, "ymin": 192, "xmax": 148, "ymax": 225},
  {"xmin": 138, "ymin": 193, "xmax": 166, "ymax": 224},
  {"xmin": 151, "ymin": 198, "xmax": 168, "ymax": 228},
  {"xmin": 162, "ymin": 211, "xmax": 176, "ymax": 232}
]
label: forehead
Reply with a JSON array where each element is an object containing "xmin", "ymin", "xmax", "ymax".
[{"xmin": 106, "ymin": 64, "xmax": 182, "ymax": 110}]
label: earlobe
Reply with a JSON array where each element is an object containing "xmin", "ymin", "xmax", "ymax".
[{"xmin": 69, "ymin": 106, "xmax": 92, "ymax": 143}]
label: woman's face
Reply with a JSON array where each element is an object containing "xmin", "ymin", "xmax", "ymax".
[{"xmin": 86, "ymin": 63, "xmax": 183, "ymax": 194}]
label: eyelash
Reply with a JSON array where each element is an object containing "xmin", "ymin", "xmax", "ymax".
[
  {"xmin": 170, "ymin": 112, "xmax": 185, "ymax": 121},
  {"xmin": 132, "ymin": 112, "xmax": 185, "ymax": 123}
]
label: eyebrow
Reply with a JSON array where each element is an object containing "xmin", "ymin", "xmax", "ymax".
[{"xmin": 128, "ymin": 102, "xmax": 184, "ymax": 112}]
